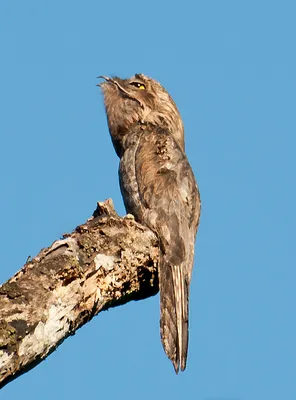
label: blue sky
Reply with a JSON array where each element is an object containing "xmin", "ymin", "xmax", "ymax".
[{"xmin": 1, "ymin": 1, "xmax": 295, "ymax": 399}]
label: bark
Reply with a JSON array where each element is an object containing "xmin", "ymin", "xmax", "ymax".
[{"xmin": 0, "ymin": 199, "xmax": 159, "ymax": 389}]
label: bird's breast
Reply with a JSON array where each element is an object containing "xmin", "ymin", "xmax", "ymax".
[{"xmin": 119, "ymin": 138, "xmax": 144, "ymax": 222}]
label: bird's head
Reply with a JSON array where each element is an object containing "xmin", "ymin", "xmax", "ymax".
[{"xmin": 98, "ymin": 74, "xmax": 184, "ymax": 156}]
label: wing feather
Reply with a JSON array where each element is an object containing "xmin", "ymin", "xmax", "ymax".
[{"xmin": 132, "ymin": 125, "xmax": 200, "ymax": 372}]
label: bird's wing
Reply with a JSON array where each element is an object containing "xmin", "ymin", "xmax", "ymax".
[{"xmin": 134, "ymin": 124, "xmax": 200, "ymax": 372}]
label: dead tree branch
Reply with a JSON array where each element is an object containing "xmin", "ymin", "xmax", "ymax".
[{"xmin": 0, "ymin": 199, "xmax": 159, "ymax": 389}]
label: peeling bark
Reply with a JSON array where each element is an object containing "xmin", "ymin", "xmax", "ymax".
[{"xmin": 0, "ymin": 199, "xmax": 159, "ymax": 389}]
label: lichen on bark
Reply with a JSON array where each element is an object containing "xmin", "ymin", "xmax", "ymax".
[{"xmin": 0, "ymin": 199, "xmax": 159, "ymax": 389}]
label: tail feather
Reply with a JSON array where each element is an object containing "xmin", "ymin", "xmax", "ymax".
[{"xmin": 159, "ymin": 254, "xmax": 189, "ymax": 373}]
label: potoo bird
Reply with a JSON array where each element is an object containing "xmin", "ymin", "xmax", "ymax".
[{"xmin": 99, "ymin": 73, "xmax": 201, "ymax": 373}]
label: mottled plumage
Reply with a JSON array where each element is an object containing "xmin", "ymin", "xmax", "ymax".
[{"xmin": 99, "ymin": 74, "xmax": 201, "ymax": 373}]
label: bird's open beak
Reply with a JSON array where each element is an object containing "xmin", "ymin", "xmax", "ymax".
[
  {"xmin": 96, "ymin": 76, "xmax": 141, "ymax": 105},
  {"xmin": 96, "ymin": 76, "xmax": 111, "ymax": 87}
]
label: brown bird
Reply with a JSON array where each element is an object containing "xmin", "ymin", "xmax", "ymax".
[{"xmin": 99, "ymin": 74, "xmax": 201, "ymax": 373}]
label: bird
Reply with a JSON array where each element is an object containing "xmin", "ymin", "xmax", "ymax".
[{"xmin": 99, "ymin": 73, "xmax": 201, "ymax": 373}]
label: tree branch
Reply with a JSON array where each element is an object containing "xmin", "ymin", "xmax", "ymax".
[{"xmin": 0, "ymin": 199, "xmax": 159, "ymax": 389}]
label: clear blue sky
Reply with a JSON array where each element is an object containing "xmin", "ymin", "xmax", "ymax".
[{"xmin": 1, "ymin": 1, "xmax": 295, "ymax": 399}]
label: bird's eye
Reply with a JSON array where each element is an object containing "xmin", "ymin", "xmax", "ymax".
[{"xmin": 130, "ymin": 82, "xmax": 146, "ymax": 90}]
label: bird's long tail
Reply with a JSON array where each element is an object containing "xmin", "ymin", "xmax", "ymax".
[{"xmin": 159, "ymin": 253, "xmax": 189, "ymax": 373}]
